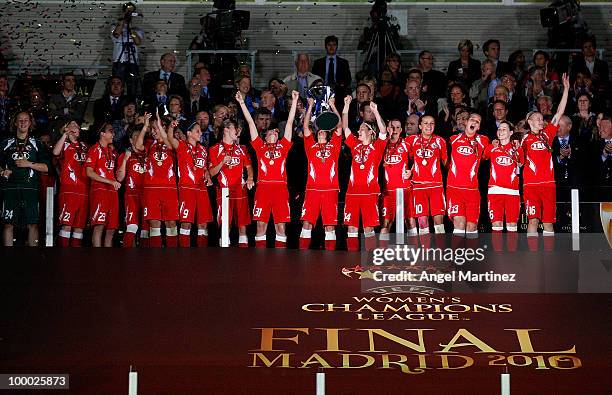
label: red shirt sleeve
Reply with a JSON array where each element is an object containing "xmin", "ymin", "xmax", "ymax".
[
  {"xmin": 345, "ymin": 133, "xmax": 358, "ymax": 149},
  {"xmin": 85, "ymin": 145, "xmax": 97, "ymax": 170},
  {"xmin": 439, "ymin": 138, "xmax": 448, "ymax": 163},
  {"xmin": 482, "ymin": 144, "xmax": 492, "ymax": 160},
  {"xmin": 543, "ymin": 124, "xmax": 559, "ymax": 145},
  {"xmin": 208, "ymin": 145, "xmax": 221, "ymax": 168}
]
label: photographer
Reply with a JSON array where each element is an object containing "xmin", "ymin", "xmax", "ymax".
[{"xmin": 111, "ymin": 2, "xmax": 144, "ymax": 96}]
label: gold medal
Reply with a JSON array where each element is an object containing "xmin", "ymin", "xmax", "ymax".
[
  {"xmin": 421, "ymin": 159, "xmax": 427, "ymax": 166},
  {"xmin": 321, "ymin": 158, "xmax": 326, "ymax": 164},
  {"xmin": 157, "ymin": 161, "xmax": 163, "ymax": 166},
  {"xmin": 360, "ymin": 164, "xmax": 365, "ymax": 170},
  {"xmin": 269, "ymin": 160, "xmax": 275, "ymax": 165}
]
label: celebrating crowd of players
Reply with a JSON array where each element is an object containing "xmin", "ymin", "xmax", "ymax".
[{"xmin": 2, "ymin": 70, "xmax": 597, "ymax": 249}]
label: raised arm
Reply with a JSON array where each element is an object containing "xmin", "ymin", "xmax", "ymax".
[
  {"xmin": 134, "ymin": 112, "xmax": 151, "ymax": 152},
  {"xmin": 552, "ymin": 73, "xmax": 570, "ymax": 126},
  {"xmin": 166, "ymin": 120, "xmax": 180, "ymax": 150},
  {"xmin": 303, "ymin": 97, "xmax": 315, "ymax": 138},
  {"xmin": 369, "ymin": 101, "xmax": 387, "ymax": 140},
  {"xmin": 116, "ymin": 151, "xmax": 131, "ymax": 183},
  {"xmin": 284, "ymin": 90, "xmax": 300, "ymax": 142},
  {"xmin": 52, "ymin": 130, "xmax": 69, "ymax": 157},
  {"xmin": 235, "ymin": 92, "xmax": 258, "ymax": 142},
  {"xmin": 342, "ymin": 95, "xmax": 353, "ymax": 139}
]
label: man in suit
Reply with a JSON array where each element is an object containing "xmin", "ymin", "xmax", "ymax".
[
  {"xmin": 572, "ymin": 37, "xmax": 609, "ymax": 95},
  {"xmin": 483, "ymin": 39, "xmax": 508, "ymax": 77},
  {"xmin": 552, "ymin": 116, "xmax": 581, "ymax": 191},
  {"xmin": 283, "ymin": 53, "xmax": 322, "ymax": 98},
  {"xmin": 142, "ymin": 53, "xmax": 187, "ymax": 98},
  {"xmin": 185, "ymin": 77, "xmax": 210, "ymax": 121},
  {"xmin": 142, "ymin": 79, "xmax": 169, "ymax": 114},
  {"xmin": 500, "ymin": 72, "xmax": 528, "ymax": 123},
  {"xmin": 312, "ymin": 35, "xmax": 351, "ymax": 109},
  {"xmin": 590, "ymin": 114, "xmax": 612, "ymax": 188},
  {"xmin": 93, "ymin": 75, "xmax": 129, "ymax": 125},
  {"xmin": 194, "ymin": 66, "xmax": 217, "ymax": 110}
]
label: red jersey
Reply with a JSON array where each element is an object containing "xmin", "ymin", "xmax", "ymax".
[
  {"xmin": 57, "ymin": 140, "xmax": 89, "ymax": 193},
  {"xmin": 345, "ymin": 133, "xmax": 386, "ymax": 195},
  {"xmin": 406, "ymin": 134, "xmax": 447, "ymax": 186},
  {"xmin": 447, "ymin": 133, "xmax": 490, "ymax": 189},
  {"xmin": 483, "ymin": 142, "xmax": 524, "ymax": 194},
  {"xmin": 382, "ymin": 138, "xmax": 410, "ymax": 191},
  {"xmin": 209, "ymin": 142, "xmax": 251, "ymax": 192},
  {"xmin": 521, "ymin": 124, "xmax": 557, "ymax": 186},
  {"xmin": 85, "ymin": 142, "xmax": 117, "ymax": 192},
  {"xmin": 176, "ymin": 140, "xmax": 208, "ymax": 188},
  {"xmin": 304, "ymin": 132, "xmax": 342, "ymax": 191},
  {"xmin": 118, "ymin": 149, "xmax": 147, "ymax": 195},
  {"xmin": 144, "ymin": 140, "xmax": 177, "ymax": 188},
  {"xmin": 252, "ymin": 136, "xmax": 292, "ymax": 184}
]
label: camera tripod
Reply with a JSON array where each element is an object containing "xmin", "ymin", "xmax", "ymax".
[
  {"xmin": 362, "ymin": 19, "xmax": 399, "ymax": 76},
  {"xmin": 113, "ymin": 19, "xmax": 141, "ymax": 96}
]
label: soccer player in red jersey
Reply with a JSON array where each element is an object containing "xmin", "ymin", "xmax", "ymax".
[
  {"xmin": 237, "ymin": 90, "xmax": 299, "ymax": 248},
  {"xmin": 165, "ymin": 120, "xmax": 214, "ymax": 247},
  {"xmin": 85, "ymin": 123, "xmax": 121, "ymax": 247},
  {"xmin": 209, "ymin": 118, "xmax": 254, "ymax": 247},
  {"xmin": 341, "ymin": 96, "xmax": 388, "ymax": 251},
  {"xmin": 379, "ymin": 118, "xmax": 416, "ymax": 243},
  {"xmin": 447, "ymin": 113, "xmax": 490, "ymax": 237},
  {"xmin": 116, "ymin": 113, "xmax": 151, "ymax": 248},
  {"xmin": 482, "ymin": 122, "xmax": 524, "ymax": 250},
  {"xmin": 405, "ymin": 115, "xmax": 448, "ymax": 235},
  {"xmin": 52, "ymin": 120, "xmax": 89, "ymax": 247},
  {"xmin": 299, "ymin": 96, "xmax": 343, "ymax": 250},
  {"xmin": 522, "ymin": 73, "xmax": 570, "ymax": 238},
  {"xmin": 136, "ymin": 116, "xmax": 180, "ymax": 248}
]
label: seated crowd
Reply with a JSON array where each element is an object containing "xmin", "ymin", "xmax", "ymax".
[{"xmin": 0, "ymin": 35, "xmax": 610, "ymax": 248}]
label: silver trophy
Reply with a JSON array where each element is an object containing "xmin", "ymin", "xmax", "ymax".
[{"xmin": 308, "ymin": 85, "xmax": 340, "ymax": 131}]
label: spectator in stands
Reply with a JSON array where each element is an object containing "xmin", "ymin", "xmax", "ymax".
[
  {"xmin": 536, "ymin": 96, "xmax": 554, "ymax": 119},
  {"xmin": 167, "ymin": 95, "xmax": 187, "ymax": 126},
  {"xmin": 235, "ymin": 76, "xmax": 258, "ymax": 114},
  {"xmin": 572, "ymin": 36, "xmax": 609, "ymax": 95},
  {"xmin": 525, "ymin": 67, "xmax": 553, "ymax": 111},
  {"xmin": 378, "ymin": 70, "xmax": 401, "ymax": 121},
  {"xmin": 419, "ymin": 50, "xmax": 447, "ymax": 99},
  {"xmin": 483, "ymin": 39, "xmax": 508, "ymax": 76},
  {"xmin": 483, "ymin": 100, "xmax": 509, "ymax": 140},
  {"xmin": 500, "ymin": 72, "xmax": 528, "ymax": 123},
  {"xmin": 447, "ymin": 39, "xmax": 481, "ymax": 89},
  {"xmin": 1, "ymin": 112, "xmax": 50, "ymax": 246},
  {"xmin": 283, "ymin": 53, "xmax": 322, "ymax": 98},
  {"xmin": 399, "ymin": 79, "xmax": 431, "ymax": 122},
  {"xmin": 312, "ymin": 35, "xmax": 352, "ymax": 108},
  {"xmin": 142, "ymin": 53, "xmax": 187, "ymax": 98},
  {"xmin": 348, "ymin": 83, "xmax": 372, "ymax": 131},
  {"xmin": 112, "ymin": 100, "xmax": 137, "ymax": 150},
  {"xmin": 0, "ymin": 75, "xmax": 14, "ymax": 139},
  {"xmin": 186, "ymin": 77, "xmax": 208, "ymax": 120},
  {"xmin": 438, "ymin": 83, "xmax": 469, "ymax": 135},
  {"xmin": 404, "ymin": 113, "xmax": 420, "ymax": 136},
  {"xmin": 194, "ymin": 66, "xmax": 217, "ymax": 110},
  {"xmin": 260, "ymin": 89, "xmax": 286, "ymax": 123},
  {"xmin": 268, "ymin": 78, "xmax": 288, "ymax": 111},
  {"xmin": 143, "ymin": 79, "xmax": 168, "ymax": 115},
  {"xmin": 533, "ymin": 50, "xmax": 559, "ymax": 83},
  {"xmin": 195, "ymin": 110, "xmax": 214, "ymax": 147},
  {"xmin": 27, "ymin": 88, "xmax": 50, "ymax": 136},
  {"xmin": 111, "ymin": 2, "xmax": 144, "ymax": 96},
  {"xmin": 48, "ymin": 73, "xmax": 86, "ymax": 135},
  {"xmin": 381, "ymin": 52, "xmax": 405, "ymax": 94},
  {"xmin": 507, "ymin": 50, "xmax": 527, "ymax": 92},
  {"xmin": 571, "ymin": 92, "xmax": 598, "ymax": 143},
  {"xmin": 470, "ymin": 59, "xmax": 498, "ymax": 114},
  {"xmin": 552, "ymin": 115, "xmax": 581, "ymax": 189},
  {"xmin": 93, "ymin": 75, "xmax": 128, "ymax": 126},
  {"xmin": 591, "ymin": 114, "xmax": 612, "ymax": 186}
]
